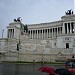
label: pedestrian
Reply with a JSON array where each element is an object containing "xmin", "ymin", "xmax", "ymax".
[
  {"xmin": 41, "ymin": 60, "xmax": 44, "ymax": 66},
  {"xmin": 72, "ymin": 55, "xmax": 74, "ymax": 58},
  {"xmin": 33, "ymin": 60, "xmax": 35, "ymax": 63},
  {"xmin": 33, "ymin": 60, "xmax": 35, "ymax": 71}
]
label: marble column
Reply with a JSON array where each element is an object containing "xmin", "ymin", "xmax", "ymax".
[
  {"xmin": 52, "ymin": 28, "xmax": 53, "ymax": 38},
  {"xmin": 51, "ymin": 29, "xmax": 52, "ymax": 38},
  {"xmin": 38, "ymin": 30, "xmax": 40, "ymax": 39},
  {"xmin": 57, "ymin": 27, "xmax": 58, "ymax": 36},
  {"xmin": 59, "ymin": 27, "xmax": 61, "ymax": 34},
  {"xmin": 9, "ymin": 29, "xmax": 10, "ymax": 38},
  {"xmin": 11, "ymin": 29, "xmax": 12, "ymax": 38},
  {"xmin": 44, "ymin": 29, "xmax": 45, "ymax": 39},
  {"xmin": 33, "ymin": 30, "xmax": 35, "ymax": 39},
  {"xmin": 7, "ymin": 29, "xmax": 9, "ymax": 38},
  {"xmin": 30, "ymin": 30, "xmax": 31, "ymax": 39},
  {"xmin": 67, "ymin": 23, "xmax": 68, "ymax": 34},
  {"xmin": 42, "ymin": 29, "xmax": 43, "ymax": 39},
  {"xmin": 12, "ymin": 29, "xmax": 14, "ymax": 38},
  {"xmin": 54, "ymin": 28, "xmax": 55, "ymax": 37},
  {"xmin": 70, "ymin": 23, "xmax": 72, "ymax": 34},
  {"xmin": 37, "ymin": 30, "xmax": 38, "ymax": 39},
  {"xmin": 9, "ymin": 29, "xmax": 11, "ymax": 38},
  {"xmin": 47, "ymin": 29, "xmax": 48, "ymax": 38},
  {"xmin": 49, "ymin": 29, "xmax": 50, "ymax": 38},
  {"xmin": 32, "ymin": 30, "xmax": 33, "ymax": 39},
  {"xmin": 61, "ymin": 27, "xmax": 62, "ymax": 34},
  {"xmin": 11, "ymin": 29, "xmax": 13, "ymax": 38},
  {"xmin": 35, "ymin": 30, "xmax": 37, "ymax": 39},
  {"xmin": 73, "ymin": 22, "xmax": 75, "ymax": 34},
  {"xmin": 63, "ymin": 23, "xmax": 65, "ymax": 34},
  {"xmin": 40, "ymin": 30, "xmax": 42, "ymax": 39}
]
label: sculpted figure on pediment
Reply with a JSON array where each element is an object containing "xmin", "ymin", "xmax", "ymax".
[
  {"xmin": 14, "ymin": 17, "xmax": 22, "ymax": 22},
  {"xmin": 65, "ymin": 9, "xmax": 73, "ymax": 15}
]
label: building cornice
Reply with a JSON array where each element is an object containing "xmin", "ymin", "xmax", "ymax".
[{"xmin": 28, "ymin": 20, "xmax": 63, "ymax": 26}]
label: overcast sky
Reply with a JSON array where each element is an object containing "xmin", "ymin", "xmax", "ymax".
[{"xmin": 0, "ymin": 0, "xmax": 74, "ymax": 38}]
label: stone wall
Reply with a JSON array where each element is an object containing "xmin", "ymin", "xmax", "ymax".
[{"xmin": 0, "ymin": 49, "xmax": 73, "ymax": 62}]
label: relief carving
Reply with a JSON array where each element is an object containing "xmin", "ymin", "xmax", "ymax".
[
  {"xmin": 36, "ymin": 45, "xmax": 44, "ymax": 52},
  {"xmin": 46, "ymin": 39, "xmax": 51, "ymax": 48}
]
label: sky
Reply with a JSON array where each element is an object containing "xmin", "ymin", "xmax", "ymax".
[{"xmin": 0, "ymin": 0, "xmax": 74, "ymax": 38}]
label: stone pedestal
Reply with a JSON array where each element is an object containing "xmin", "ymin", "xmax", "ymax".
[{"xmin": 20, "ymin": 33, "xmax": 29, "ymax": 42}]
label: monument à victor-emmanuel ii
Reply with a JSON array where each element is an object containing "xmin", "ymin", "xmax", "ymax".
[{"xmin": 0, "ymin": 10, "xmax": 75, "ymax": 62}]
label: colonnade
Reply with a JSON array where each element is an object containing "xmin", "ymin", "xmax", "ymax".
[
  {"xmin": 7, "ymin": 22, "xmax": 74, "ymax": 39},
  {"xmin": 8, "ymin": 29, "xmax": 14, "ymax": 38},
  {"xmin": 63, "ymin": 22, "xmax": 74, "ymax": 34},
  {"xmin": 29, "ymin": 22, "xmax": 74, "ymax": 39},
  {"xmin": 29, "ymin": 27, "xmax": 62, "ymax": 39}
]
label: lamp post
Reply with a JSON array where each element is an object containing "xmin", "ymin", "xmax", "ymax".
[
  {"xmin": 17, "ymin": 43, "xmax": 19, "ymax": 61},
  {"xmin": 41, "ymin": 49, "xmax": 44, "ymax": 66},
  {"xmin": 16, "ymin": 17, "xmax": 28, "ymax": 61},
  {"xmin": 17, "ymin": 22, "xmax": 21, "ymax": 61},
  {"xmin": 2, "ymin": 29, "xmax": 4, "ymax": 38},
  {"xmin": 17, "ymin": 27, "xmax": 21, "ymax": 61}
]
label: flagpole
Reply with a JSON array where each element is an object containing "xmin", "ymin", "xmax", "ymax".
[
  {"xmin": 17, "ymin": 21, "xmax": 22, "ymax": 61},
  {"xmin": 2, "ymin": 29, "xmax": 4, "ymax": 38}
]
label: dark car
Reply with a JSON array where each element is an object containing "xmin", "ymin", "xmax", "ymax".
[{"xmin": 65, "ymin": 58, "xmax": 75, "ymax": 68}]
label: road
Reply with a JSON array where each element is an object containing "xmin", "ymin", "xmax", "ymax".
[{"xmin": 0, "ymin": 63, "xmax": 64, "ymax": 75}]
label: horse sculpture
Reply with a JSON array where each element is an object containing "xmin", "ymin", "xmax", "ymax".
[
  {"xmin": 14, "ymin": 17, "xmax": 22, "ymax": 22},
  {"xmin": 65, "ymin": 9, "xmax": 73, "ymax": 15}
]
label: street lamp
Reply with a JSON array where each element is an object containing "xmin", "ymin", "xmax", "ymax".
[
  {"xmin": 17, "ymin": 43, "xmax": 20, "ymax": 61},
  {"xmin": 16, "ymin": 22, "xmax": 21, "ymax": 61},
  {"xmin": 17, "ymin": 33, "xmax": 21, "ymax": 61},
  {"xmin": 2, "ymin": 29, "xmax": 4, "ymax": 38}
]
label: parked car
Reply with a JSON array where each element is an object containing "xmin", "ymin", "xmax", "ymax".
[{"xmin": 65, "ymin": 58, "xmax": 75, "ymax": 68}]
